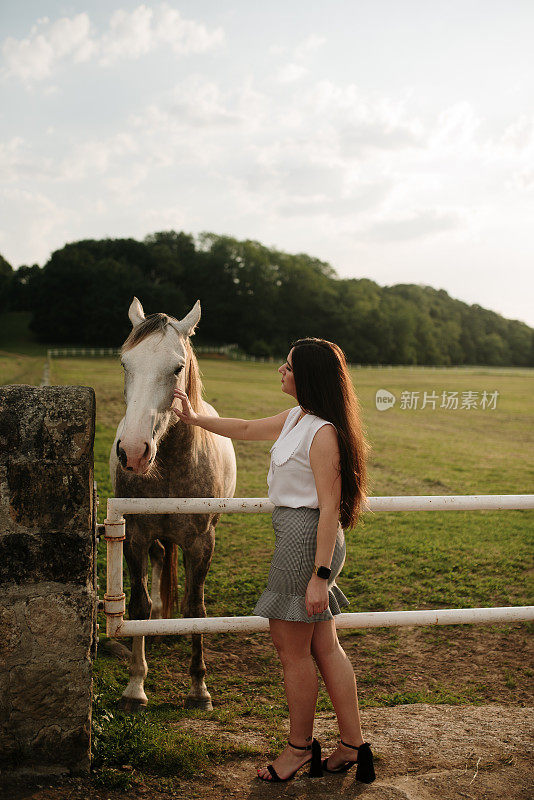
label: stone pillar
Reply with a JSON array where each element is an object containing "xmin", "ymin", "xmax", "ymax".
[{"xmin": 0, "ymin": 385, "xmax": 96, "ymax": 778}]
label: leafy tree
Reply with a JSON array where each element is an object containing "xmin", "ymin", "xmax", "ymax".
[
  {"xmin": 0, "ymin": 254, "xmax": 13, "ymax": 312},
  {"xmin": 29, "ymin": 240, "xmax": 186, "ymax": 345},
  {"xmin": 17, "ymin": 231, "xmax": 533, "ymax": 364},
  {"xmin": 7, "ymin": 264, "xmax": 40, "ymax": 312}
]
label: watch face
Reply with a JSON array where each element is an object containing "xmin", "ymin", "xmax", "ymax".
[{"xmin": 317, "ymin": 566, "xmax": 331, "ymax": 579}]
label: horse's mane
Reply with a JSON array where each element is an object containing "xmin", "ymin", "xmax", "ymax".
[
  {"xmin": 122, "ymin": 313, "xmax": 170, "ymax": 352},
  {"xmin": 183, "ymin": 337, "xmax": 209, "ymax": 459},
  {"xmin": 121, "ymin": 313, "xmax": 208, "ymax": 459}
]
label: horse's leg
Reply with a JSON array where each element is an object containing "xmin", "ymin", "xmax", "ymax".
[
  {"xmin": 181, "ymin": 527, "xmax": 215, "ymax": 710},
  {"xmin": 118, "ymin": 536, "xmax": 152, "ymax": 713},
  {"xmin": 149, "ymin": 539, "xmax": 165, "ymax": 620}
]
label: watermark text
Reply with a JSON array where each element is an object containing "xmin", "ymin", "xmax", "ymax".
[{"xmin": 375, "ymin": 389, "xmax": 499, "ymax": 411}]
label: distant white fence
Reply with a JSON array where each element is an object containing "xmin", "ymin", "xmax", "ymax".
[
  {"xmin": 45, "ymin": 345, "xmax": 279, "ymax": 366},
  {"xmin": 47, "ymin": 348, "xmax": 121, "ymax": 358},
  {"xmin": 46, "ymin": 347, "xmax": 532, "ymax": 370},
  {"xmin": 46, "ymin": 345, "xmax": 275, "ymax": 362}
]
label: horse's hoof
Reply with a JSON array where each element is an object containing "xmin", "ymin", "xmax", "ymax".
[
  {"xmin": 117, "ymin": 696, "xmax": 148, "ymax": 714},
  {"xmin": 184, "ymin": 695, "xmax": 213, "ymax": 711}
]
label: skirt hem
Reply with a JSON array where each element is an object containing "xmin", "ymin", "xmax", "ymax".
[{"xmin": 253, "ymin": 584, "xmax": 350, "ymax": 623}]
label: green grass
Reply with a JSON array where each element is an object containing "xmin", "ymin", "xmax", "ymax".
[
  {"xmin": 48, "ymin": 356, "xmax": 533, "ymax": 615},
  {"xmin": 0, "ymin": 352, "xmax": 45, "ymax": 386},
  {"xmin": 3, "ymin": 345, "xmax": 533, "ymax": 779},
  {"xmin": 0, "ymin": 311, "xmax": 49, "ymax": 356},
  {"xmin": 0, "ymin": 312, "xmax": 48, "ymax": 384},
  {"xmin": 92, "ymin": 689, "xmax": 258, "ymax": 778}
]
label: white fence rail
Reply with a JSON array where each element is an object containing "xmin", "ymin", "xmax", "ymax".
[
  {"xmin": 103, "ymin": 494, "xmax": 534, "ymax": 638},
  {"xmin": 106, "ymin": 494, "xmax": 534, "ymax": 518},
  {"xmin": 119, "ymin": 606, "xmax": 534, "ymax": 637},
  {"xmin": 48, "ymin": 347, "xmax": 121, "ymax": 358}
]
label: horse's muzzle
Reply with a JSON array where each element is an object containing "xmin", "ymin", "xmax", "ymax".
[{"xmin": 117, "ymin": 438, "xmax": 152, "ymax": 472}]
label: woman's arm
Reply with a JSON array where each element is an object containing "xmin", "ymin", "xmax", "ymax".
[
  {"xmin": 305, "ymin": 424, "xmax": 342, "ymax": 616},
  {"xmin": 172, "ymin": 388, "xmax": 292, "ymax": 441}
]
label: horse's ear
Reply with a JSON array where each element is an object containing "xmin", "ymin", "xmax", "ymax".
[
  {"xmin": 171, "ymin": 300, "xmax": 201, "ymax": 337},
  {"xmin": 128, "ymin": 297, "xmax": 145, "ymax": 328}
]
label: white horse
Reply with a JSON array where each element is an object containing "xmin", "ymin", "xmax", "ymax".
[{"xmin": 110, "ymin": 297, "xmax": 236, "ymax": 711}]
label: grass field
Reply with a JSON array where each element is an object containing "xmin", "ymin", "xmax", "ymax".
[
  {"xmin": 2, "ymin": 347, "xmax": 533, "ymax": 785},
  {"xmin": 0, "ymin": 312, "xmax": 49, "ymax": 385},
  {"xmin": 0, "ymin": 311, "xmax": 49, "ymax": 357}
]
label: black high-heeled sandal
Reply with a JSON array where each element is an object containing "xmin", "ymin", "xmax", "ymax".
[
  {"xmin": 257, "ymin": 738, "xmax": 323, "ymax": 782},
  {"xmin": 322, "ymin": 739, "xmax": 376, "ymax": 783}
]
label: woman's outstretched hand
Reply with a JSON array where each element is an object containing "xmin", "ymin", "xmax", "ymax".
[{"xmin": 172, "ymin": 389, "xmax": 199, "ymax": 425}]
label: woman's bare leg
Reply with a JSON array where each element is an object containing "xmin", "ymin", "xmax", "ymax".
[
  {"xmin": 257, "ymin": 619, "xmax": 317, "ymax": 780},
  {"xmin": 311, "ymin": 619, "xmax": 365, "ymax": 768}
]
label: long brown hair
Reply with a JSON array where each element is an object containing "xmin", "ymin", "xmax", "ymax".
[{"xmin": 291, "ymin": 337, "xmax": 370, "ymax": 528}]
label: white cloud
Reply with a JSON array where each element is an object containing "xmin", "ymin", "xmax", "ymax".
[
  {"xmin": 58, "ymin": 134, "xmax": 139, "ymax": 181},
  {"xmin": 0, "ymin": 136, "xmax": 54, "ymax": 181},
  {"xmin": 1, "ymin": 4, "xmax": 224, "ymax": 83},
  {"xmin": 110, "ymin": 73, "xmax": 429, "ymax": 237},
  {"xmin": 294, "ymin": 34, "xmax": 326, "ymax": 61},
  {"xmin": 99, "ymin": 5, "xmax": 154, "ymax": 65},
  {"xmin": 139, "ymin": 205, "xmax": 188, "ymax": 231},
  {"xmin": 2, "ymin": 13, "xmax": 94, "ymax": 82},
  {"xmin": 2, "ymin": 35, "xmax": 533, "ymax": 307},
  {"xmin": 167, "ymin": 75, "xmax": 242, "ymax": 126},
  {"xmin": 153, "ymin": 4, "xmax": 225, "ymax": 55},
  {"xmin": 508, "ymin": 168, "xmax": 534, "ymax": 192},
  {"xmin": 0, "ymin": 137, "xmax": 25, "ymax": 181},
  {"xmin": 493, "ymin": 113, "xmax": 534, "ymax": 161},
  {"xmin": 275, "ymin": 180, "xmax": 392, "ymax": 218},
  {"xmin": 275, "ymin": 33, "xmax": 325, "ymax": 84},
  {"xmin": 305, "ymin": 80, "xmax": 424, "ymax": 156},
  {"xmin": 276, "ymin": 63, "xmax": 308, "ymax": 83},
  {"xmin": 105, "ymin": 164, "xmax": 150, "ymax": 201},
  {"xmin": 359, "ymin": 210, "xmax": 462, "ymax": 243},
  {"xmin": 429, "ymin": 101, "xmax": 481, "ymax": 151},
  {"xmin": 0, "ymin": 187, "xmax": 75, "ymax": 265},
  {"xmin": 130, "ymin": 74, "xmax": 270, "ymax": 159}
]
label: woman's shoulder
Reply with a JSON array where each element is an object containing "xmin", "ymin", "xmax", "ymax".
[
  {"xmin": 306, "ymin": 412, "xmax": 337, "ymax": 432},
  {"xmin": 305, "ymin": 415, "xmax": 338, "ymax": 455}
]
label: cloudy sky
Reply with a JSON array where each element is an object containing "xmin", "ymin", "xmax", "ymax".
[{"xmin": 1, "ymin": 1, "xmax": 533, "ymax": 326}]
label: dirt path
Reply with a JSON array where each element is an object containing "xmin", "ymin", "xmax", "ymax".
[
  {"xmin": 3, "ymin": 703, "xmax": 532, "ymax": 799},
  {"xmin": 179, "ymin": 703, "xmax": 534, "ymax": 800}
]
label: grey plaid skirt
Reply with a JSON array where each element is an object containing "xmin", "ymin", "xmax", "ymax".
[{"xmin": 253, "ymin": 506, "xmax": 350, "ymax": 622}]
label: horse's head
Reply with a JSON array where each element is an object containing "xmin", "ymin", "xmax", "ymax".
[{"xmin": 116, "ymin": 297, "xmax": 201, "ymax": 475}]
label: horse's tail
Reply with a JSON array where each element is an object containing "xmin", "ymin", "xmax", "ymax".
[{"xmin": 160, "ymin": 541, "xmax": 179, "ymax": 619}]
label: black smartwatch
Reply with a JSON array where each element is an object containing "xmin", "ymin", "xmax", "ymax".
[{"xmin": 313, "ymin": 564, "xmax": 331, "ymax": 580}]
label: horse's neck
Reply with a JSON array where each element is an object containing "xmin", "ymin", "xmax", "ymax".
[
  {"xmin": 160, "ymin": 416, "xmax": 219, "ymax": 497},
  {"xmin": 161, "ymin": 416, "xmax": 196, "ymax": 452}
]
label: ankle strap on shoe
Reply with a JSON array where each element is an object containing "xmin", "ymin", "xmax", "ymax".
[
  {"xmin": 288, "ymin": 740, "xmax": 313, "ymax": 751},
  {"xmin": 340, "ymin": 739, "xmax": 367, "ymax": 751}
]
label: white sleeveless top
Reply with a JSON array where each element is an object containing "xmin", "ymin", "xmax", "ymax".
[{"xmin": 267, "ymin": 406, "xmax": 336, "ymax": 508}]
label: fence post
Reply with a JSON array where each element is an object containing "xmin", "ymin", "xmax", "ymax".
[{"xmin": 103, "ymin": 516, "xmax": 126, "ymax": 637}]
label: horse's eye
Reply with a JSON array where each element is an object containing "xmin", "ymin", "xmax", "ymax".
[{"xmin": 174, "ymin": 366, "xmax": 184, "ymax": 375}]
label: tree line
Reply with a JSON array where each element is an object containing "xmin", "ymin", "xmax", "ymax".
[{"xmin": 1, "ymin": 231, "xmax": 532, "ymax": 366}]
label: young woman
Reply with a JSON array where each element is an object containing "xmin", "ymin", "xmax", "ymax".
[{"xmin": 172, "ymin": 337, "xmax": 375, "ymax": 784}]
